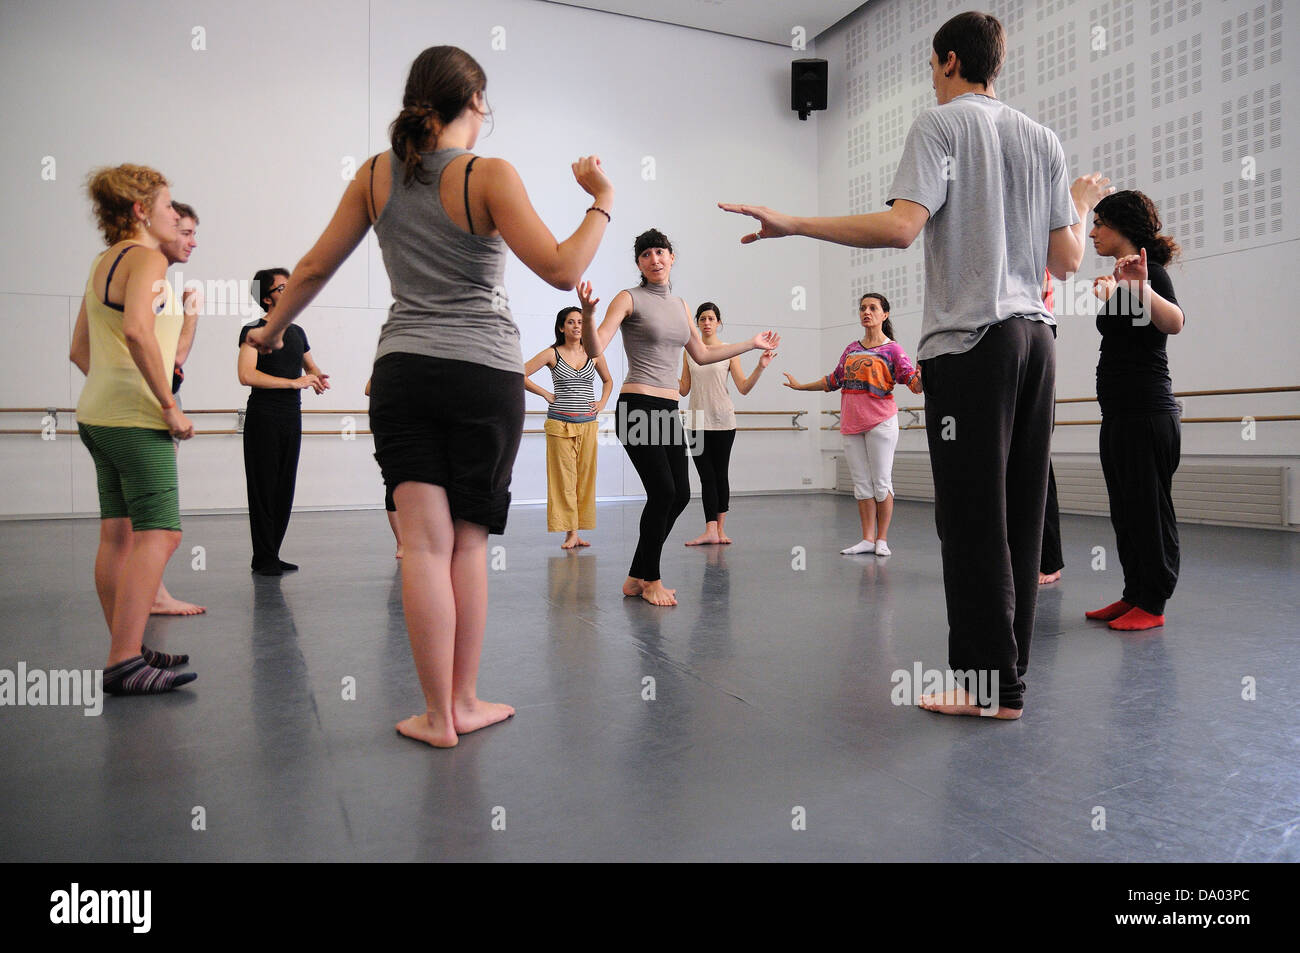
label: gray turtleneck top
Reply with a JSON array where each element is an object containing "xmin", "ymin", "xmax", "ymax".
[{"xmin": 621, "ymin": 283, "xmax": 691, "ymax": 390}]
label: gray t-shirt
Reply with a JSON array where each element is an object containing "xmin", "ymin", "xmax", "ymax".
[{"xmin": 887, "ymin": 93, "xmax": 1076, "ymax": 360}]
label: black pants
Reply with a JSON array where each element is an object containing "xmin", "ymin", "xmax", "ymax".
[
  {"xmin": 921, "ymin": 317, "xmax": 1055, "ymax": 710},
  {"xmin": 243, "ymin": 403, "xmax": 301, "ymax": 571},
  {"xmin": 1041, "ymin": 463, "xmax": 1063, "ymax": 574},
  {"xmin": 688, "ymin": 428, "xmax": 736, "ymax": 523},
  {"xmin": 1099, "ymin": 413, "xmax": 1180, "ymax": 614},
  {"xmin": 618, "ymin": 394, "xmax": 690, "ymax": 582}
]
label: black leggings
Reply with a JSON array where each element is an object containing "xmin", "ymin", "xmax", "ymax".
[
  {"xmin": 1040, "ymin": 463, "xmax": 1063, "ymax": 574},
  {"xmin": 617, "ymin": 394, "xmax": 690, "ymax": 582},
  {"xmin": 1099, "ymin": 413, "xmax": 1180, "ymax": 614},
  {"xmin": 688, "ymin": 429, "xmax": 736, "ymax": 523}
]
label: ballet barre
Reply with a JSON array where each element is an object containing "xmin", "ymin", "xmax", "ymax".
[
  {"xmin": 0, "ymin": 406, "xmax": 811, "ymax": 436},
  {"xmin": 817, "ymin": 384, "xmax": 1300, "ymax": 431}
]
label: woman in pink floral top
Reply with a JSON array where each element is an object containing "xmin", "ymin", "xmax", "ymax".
[{"xmin": 785, "ymin": 293, "xmax": 922, "ymax": 556}]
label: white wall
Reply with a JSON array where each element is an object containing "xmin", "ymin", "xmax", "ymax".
[
  {"xmin": 0, "ymin": 0, "xmax": 823, "ymax": 517},
  {"xmin": 814, "ymin": 0, "xmax": 1300, "ymax": 521}
]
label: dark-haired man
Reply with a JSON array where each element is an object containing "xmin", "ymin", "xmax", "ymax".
[
  {"xmin": 238, "ymin": 268, "xmax": 329, "ymax": 575},
  {"xmin": 723, "ymin": 11, "xmax": 1110, "ymax": 717}
]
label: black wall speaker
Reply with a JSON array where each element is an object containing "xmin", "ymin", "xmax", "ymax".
[{"xmin": 792, "ymin": 58, "xmax": 828, "ymax": 120}]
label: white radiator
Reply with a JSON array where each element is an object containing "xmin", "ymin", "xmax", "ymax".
[{"xmin": 835, "ymin": 454, "xmax": 1290, "ymax": 528}]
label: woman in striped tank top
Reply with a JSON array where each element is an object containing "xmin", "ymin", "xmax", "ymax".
[{"xmin": 524, "ymin": 305, "xmax": 613, "ymax": 548}]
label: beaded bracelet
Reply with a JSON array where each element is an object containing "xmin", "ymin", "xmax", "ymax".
[{"xmin": 587, "ymin": 205, "xmax": 611, "ymax": 222}]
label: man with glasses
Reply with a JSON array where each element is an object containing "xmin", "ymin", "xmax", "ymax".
[{"xmin": 238, "ymin": 268, "xmax": 330, "ymax": 575}]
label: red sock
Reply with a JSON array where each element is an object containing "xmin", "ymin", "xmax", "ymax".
[
  {"xmin": 1085, "ymin": 599, "xmax": 1131, "ymax": 621},
  {"xmin": 1108, "ymin": 606, "xmax": 1165, "ymax": 631}
]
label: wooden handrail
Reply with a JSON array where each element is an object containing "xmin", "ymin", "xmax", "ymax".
[{"xmin": 7, "ymin": 386, "xmax": 1296, "ymax": 418}]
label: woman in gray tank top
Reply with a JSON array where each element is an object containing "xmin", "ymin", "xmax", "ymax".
[
  {"xmin": 580, "ymin": 229, "xmax": 780, "ymax": 606},
  {"xmin": 244, "ymin": 46, "xmax": 614, "ymax": 748}
]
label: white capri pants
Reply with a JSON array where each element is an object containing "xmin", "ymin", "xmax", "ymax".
[{"xmin": 843, "ymin": 414, "xmax": 899, "ymax": 502}]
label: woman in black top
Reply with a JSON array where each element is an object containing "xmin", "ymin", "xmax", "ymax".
[{"xmin": 1083, "ymin": 190, "xmax": 1185, "ymax": 631}]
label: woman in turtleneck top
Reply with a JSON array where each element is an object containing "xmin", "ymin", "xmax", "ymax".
[{"xmin": 580, "ymin": 228, "xmax": 780, "ymax": 606}]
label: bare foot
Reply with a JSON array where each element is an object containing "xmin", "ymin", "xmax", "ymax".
[
  {"xmin": 561, "ymin": 534, "xmax": 591, "ymax": 549},
  {"xmin": 685, "ymin": 532, "xmax": 721, "ymax": 546},
  {"xmin": 150, "ymin": 596, "xmax": 206, "ymax": 616},
  {"xmin": 919, "ymin": 688, "xmax": 1022, "ymax": 720},
  {"xmin": 1038, "ymin": 570, "xmax": 1061, "ymax": 585},
  {"xmin": 637, "ymin": 580, "xmax": 678, "ymax": 606},
  {"xmin": 396, "ymin": 712, "xmax": 458, "ymax": 748},
  {"xmin": 717, "ymin": 533, "xmax": 733, "ymax": 544},
  {"xmin": 453, "ymin": 698, "xmax": 516, "ymax": 734}
]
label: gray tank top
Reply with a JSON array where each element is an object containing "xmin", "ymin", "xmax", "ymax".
[
  {"xmin": 373, "ymin": 148, "xmax": 523, "ymax": 374},
  {"xmin": 622, "ymin": 283, "xmax": 690, "ymax": 390}
]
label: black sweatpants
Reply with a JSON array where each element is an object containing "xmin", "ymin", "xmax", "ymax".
[
  {"xmin": 1099, "ymin": 413, "xmax": 1180, "ymax": 615},
  {"xmin": 921, "ymin": 317, "xmax": 1055, "ymax": 710},
  {"xmin": 618, "ymin": 394, "xmax": 690, "ymax": 582},
  {"xmin": 688, "ymin": 428, "xmax": 736, "ymax": 523},
  {"xmin": 243, "ymin": 403, "xmax": 301, "ymax": 571},
  {"xmin": 1041, "ymin": 463, "xmax": 1063, "ymax": 574}
]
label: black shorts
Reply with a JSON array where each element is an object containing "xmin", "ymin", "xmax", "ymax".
[{"xmin": 369, "ymin": 353, "xmax": 524, "ymax": 535}]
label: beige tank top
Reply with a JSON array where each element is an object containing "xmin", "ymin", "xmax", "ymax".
[{"xmin": 685, "ymin": 352, "xmax": 736, "ymax": 430}]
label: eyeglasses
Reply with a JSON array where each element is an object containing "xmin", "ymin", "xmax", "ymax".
[{"xmin": 269, "ymin": 284, "xmax": 286, "ymax": 295}]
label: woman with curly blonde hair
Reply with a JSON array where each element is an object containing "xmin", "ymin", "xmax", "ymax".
[{"xmin": 70, "ymin": 163, "xmax": 197, "ymax": 694}]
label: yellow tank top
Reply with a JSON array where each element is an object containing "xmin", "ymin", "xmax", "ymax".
[{"xmin": 75, "ymin": 246, "xmax": 183, "ymax": 430}]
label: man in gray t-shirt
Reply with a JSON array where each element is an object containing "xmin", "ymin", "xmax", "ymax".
[
  {"xmin": 723, "ymin": 11, "xmax": 1110, "ymax": 719},
  {"xmin": 888, "ymin": 92, "xmax": 1077, "ymax": 360}
]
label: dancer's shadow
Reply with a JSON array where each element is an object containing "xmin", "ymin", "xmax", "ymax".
[{"xmin": 250, "ymin": 576, "xmax": 311, "ymax": 766}]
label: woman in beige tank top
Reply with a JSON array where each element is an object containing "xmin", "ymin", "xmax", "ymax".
[{"xmin": 678, "ymin": 301, "xmax": 774, "ymax": 545}]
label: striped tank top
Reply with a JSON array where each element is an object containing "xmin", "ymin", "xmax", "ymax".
[{"xmin": 548, "ymin": 347, "xmax": 597, "ymax": 423}]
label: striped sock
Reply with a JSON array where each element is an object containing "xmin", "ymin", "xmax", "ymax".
[
  {"xmin": 103, "ymin": 655, "xmax": 197, "ymax": 695},
  {"xmin": 141, "ymin": 644, "xmax": 189, "ymax": 668}
]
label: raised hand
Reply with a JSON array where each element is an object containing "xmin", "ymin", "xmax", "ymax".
[
  {"xmin": 576, "ymin": 279, "xmax": 600, "ymax": 314},
  {"xmin": 1093, "ymin": 275, "xmax": 1118, "ymax": 301},
  {"xmin": 1071, "ymin": 172, "xmax": 1114, "ymax": 211},
  {"xmin": 718, "ymin": 203, "xmax": 796, "ymax": 244},
  {"xmin": 752, "ymin": 330, "xmax": 781, "ymax": 350},
  {"xmin": 758, "ymin": 349, "xmax": 776, "ymax": 368},
  {"xmin": 1113, "ymin": 246, "xmax": 1148, "ymax": 283},
  {"xmin": 572, "ymin": 156, "xmax": 613, "ymax": 202},
  {"xmin": 782, "ymin": 372, "xmax": 802, "ymax": 389}
]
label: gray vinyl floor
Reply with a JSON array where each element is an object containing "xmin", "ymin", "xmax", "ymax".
[{"xmin": 1, "ymin": 496, "xmax": 1296, "ymax": 862}]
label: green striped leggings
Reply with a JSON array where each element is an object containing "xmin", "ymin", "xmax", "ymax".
[{"xmin": 78, "ymin": 424, "xmax": 181, "ymax": 531}]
